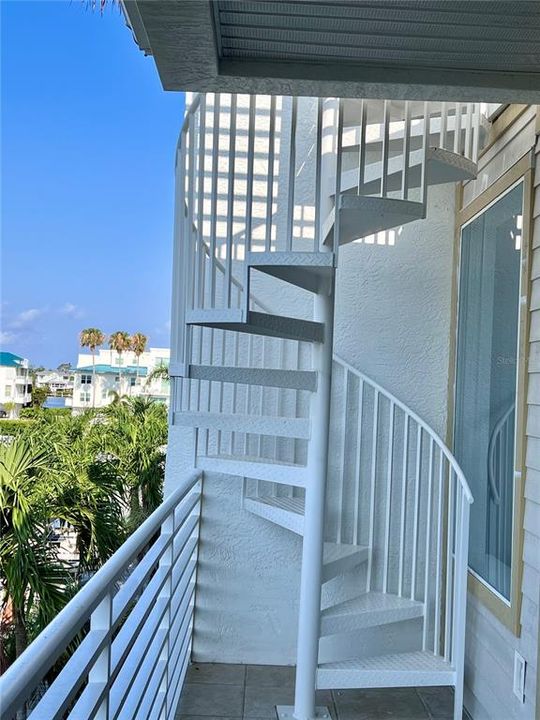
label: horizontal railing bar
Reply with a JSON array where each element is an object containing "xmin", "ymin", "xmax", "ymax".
[
  {"xmin": 110, "ymin": 566, "xmax": 170, "ymax": 678},
  {"xmin": 111, "ymin": 533, "xmax": 171, "ymax": 626},
  {"xmin": 168, "ymin": 649, "xmax": 190, "ymax": 720},
  {"xmin": 27, "ymin": 628, "xmax": 108, "ymax": 720},
  {"xmin": 147, "ymin": 689, "xmax": 167, "ymax": 720},
  {"xmin": 0, "ymin": 471, "xmax": 202, "ymax": 719},
  {"xmin": 168, "ymin": 609, "xmax": 194, "ymax": 698},
  {"xmin": 134, "ymin": 658, "xmax": 167, "ymax": 720},
  {"xmin": 61, "ymin": 679, "xmax": 107, "ymax": 720},
  {"xmin": 111, "ymin": 556, "xmax": 195, "ymax": 711},
  {"xmin": 169, "ymin": 585, "xmax": 196, "ymax": 659},
  {"xmin": 109, "ymin": 599, "xmax": 169, "ymax": 719},
  {"xmin": 115, "ymin": 628, "xmax": 168, "ymax": 720}
]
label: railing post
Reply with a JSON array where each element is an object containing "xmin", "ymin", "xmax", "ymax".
[
  {"xmin": 293, "ymin": 277, "xmax": 335, "ymax": 720},
  {"xmin": 452, "ymin": 491, "xmax": 470, "ymax": 720},
  {"xmin": 89, "ymin": 591, "xmax": 113, "ymax": 720},
  {"xmin": 160, "ymin": 511, "xmax": 174, "ymax": 718}
]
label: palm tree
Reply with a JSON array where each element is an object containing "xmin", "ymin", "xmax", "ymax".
[
  {"xmin": 101, "ymin": 397, "xmax": 167, "ymax": 525},
  {"xmin": 130, "ymin": 332, "xmax": 147, "ymax": 395},
  {"xmin": 80, "ymin": 328, "xmax": 105, "ymax": 408},
  {"xmin": 0, "ymin": 439, "xmax": 70, "ymax": 660},
  {"xmin": 109, "ymin": 331, "xmax": 131, "ymax": 398}
]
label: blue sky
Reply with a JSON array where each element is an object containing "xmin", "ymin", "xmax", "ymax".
[{"xmin": 1, "ymin": 1, "xmax": 185, "ymax": 368}]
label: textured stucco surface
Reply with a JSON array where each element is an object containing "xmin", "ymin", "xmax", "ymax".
[{"xmin": 334, "ymin": 183, "xmax": 457, "ymax": 438}]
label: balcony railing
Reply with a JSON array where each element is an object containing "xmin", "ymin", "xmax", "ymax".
[{"xmin": 0, "ymin": 471, "xmax": 202, "ymax": 720}]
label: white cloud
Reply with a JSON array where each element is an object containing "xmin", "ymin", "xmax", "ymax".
[
  {"xmin": 0, "ymin": 330, "xmax": 17, "ymax": 345},
  {"xmin": 10, "ymin": 308, "xmax": 45, "ymax": 328},
  {"xmin": 60, "ymin": 303, "xmax": 84, "ymax": 319}
]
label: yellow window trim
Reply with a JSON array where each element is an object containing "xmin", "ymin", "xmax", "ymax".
[{"xmin": 447, "ymin": 154, "xmax": 533, "ymax": 637}]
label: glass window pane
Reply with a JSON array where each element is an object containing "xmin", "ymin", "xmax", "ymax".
[{"xmin": 454, "ymin": 183, "xmax": 523, "ymax": 600}]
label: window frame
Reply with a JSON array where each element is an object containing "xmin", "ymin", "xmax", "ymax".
[{"xmin": 448, "ymin": 156, "xmax": 533, "ymax": 635}]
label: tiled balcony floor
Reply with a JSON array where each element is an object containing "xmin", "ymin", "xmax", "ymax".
[{"xmin": 176, "ymin": 663, "xmax": 464, "ymax": 720}]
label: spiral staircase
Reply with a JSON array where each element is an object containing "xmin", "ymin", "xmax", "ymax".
[{"xmin": 171, "ymin": 94, "xmax": 478, "ymax": 720}]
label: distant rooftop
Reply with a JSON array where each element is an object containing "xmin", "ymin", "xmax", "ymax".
[
  {"xmin": 74, "ymin": 364, "xmax": 148, "ymax": 377},
  {"xmin": 0, "ymin": 351, "xmax": 27, "ymax": 368}
]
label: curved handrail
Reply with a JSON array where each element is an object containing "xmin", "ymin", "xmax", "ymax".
[
  {"xmin": 333, "ymin": 353, "xmax": 473, "ymax": 505},
  {"xmin": 487, "ymin": 403, "xmax": 515, "ymax": 506}
]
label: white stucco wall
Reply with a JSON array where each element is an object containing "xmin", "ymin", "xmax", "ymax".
[{"xmin": 334, "ymin": 183, "xmax": 457, "ymax": 438}]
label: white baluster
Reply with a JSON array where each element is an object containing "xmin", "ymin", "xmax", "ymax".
[
  {"xmin": 333, "ymin": 98, "xmax": 344, "ymax": 253},
  {"xmin": 383, "ymin": 401, "xmax": 395, "ymax": 593},
  {"xmin": 401, "ymin": 101, "xmax": 412, "ymax": 201},
  {"xmin": 357, "ymin": 99, "xmax": 367, "ymax": 193},
  {"xmin": 367, "ymin": 389, "xmax": 379, "ymax": 591},
  {"xmin": 265, "ymin": 95, "xmax": 276, "ymax": 252},
  {"xmin": 315, "ymin": 97, "xmax": 324, "ymax": 251},
  {"xmin": 286, "ymin": 96, "xmax": 298, "ymax": 252},
  {"xmin": 398, "ymin": 413, "xmax": 409, "ymax": 597},
  {"xmin": 353, "ymin": 378, "xmax": 364, "ymax": 546},
  {"xmin": 411, "ymin": 424, "xmax": 422, "ymax": 600},
  {"xmin": 210, "ymin": 94, "xmax": 220, "ymax": 307},
  {"xmin": 381, "ymin": 100, "xmax": 390, "ymax": 198},
  {"xmin": 422, "ymin": 437, "xmax": 435, "ymax": 650},
  {"xmin": 433, "ymin": 452, "xmax": 445, "ymax": 655},
  {"xmin": 224, "ymin": 94, "xmax": 237, "ymax": 308}
]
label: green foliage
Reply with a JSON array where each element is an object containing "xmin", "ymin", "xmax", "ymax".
[
  {"xmin": 31, "ymin": 385, "xmax": 50, "ymax": 408},
  {"xmin": 0, "ymin": 419, "xmax": 30, "ymax": 436},
  {"xmin": 101, "ymin": 397, "xmax": 167, "ymax": 522},
  {"xmin": 0, "ymin": 397, "xmax": 168, "ymax": 666},
  {"xmin": 20, "ymin": 407, "xmax": 71, "ymax": 420},
  {"xmin": 0, "ymin": 438, "xmax": 73, "ymax": 657}
]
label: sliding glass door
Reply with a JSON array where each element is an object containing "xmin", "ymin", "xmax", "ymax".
[{"xmin": 454, "ymin": 182, "xmax": 523, "ymax": 601}]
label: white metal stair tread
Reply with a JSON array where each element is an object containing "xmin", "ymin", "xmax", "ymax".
[
  {"xmin": 244, "ymin": 495, "xmax": 305, "ymax": 535},
  {"xmin": 186, "ymin": 309, "xmax": 324, "ymax": 343},
  {"xmin": 317, "ymin": 651, "xmax": 455, "ymax": 689},
  {"xmin": 187, "ymin": 364, "xmax": 318, "ymax": 391},
  {"xmin": 331, "ymin": 147, "xmax": 477, "ymax": 197},
  {"xmin": 323, "ymin": 195, "xmax": 425, "ymax": 247},
  {"xmin": 174, "ymin": 411, "xmax": 310, "ymax": 439},
  {"xmin": 248, "ymin": 251, "xmax": 336, "ymax": 293},
  {"xmin": 320, "ymin": 592, "xmax": 424, "ymax": 635},
  {"xmin": 196, "ymin": 454, "xmax": 308, "ymax": 487},
  {"xmin": 322, "ymin": 543, "xmax": 369, "ymax": 583}
]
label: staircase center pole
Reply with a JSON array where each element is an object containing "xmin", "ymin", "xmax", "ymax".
[{"xmin": 293, "ymin": 278, "xmax": 335, "ymax": 720}]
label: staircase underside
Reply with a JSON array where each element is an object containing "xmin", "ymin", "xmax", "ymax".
[
  {"xmin": 244, "ymin": 494, "xmax": 305, "ymax": 535},
  {"xmin": 324, "ymin": 195, "xmax": 426, "ymax": 247},
  {"xmin": 187, "ymin": 309, "xmax": 324, "ymax": 343},
  {"xmin": 243, "ymin": 494, "xmax": 368, "ymax": 582},
  {"xmin": 334, "ymin": 147, "xmax": 477, "ymax": 197},
  {"xmin": 317, "ymin": 651, "xmax": 455, "ymax": 689},
  {"xmin": 248, "ymin": 251, "xmax": 336, "ymax": 293},
  {"xmin": 187, "ymin": 364, "xmax": 318, "ymax": 391}
]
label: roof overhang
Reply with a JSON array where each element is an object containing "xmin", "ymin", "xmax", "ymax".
[{"xmin": 121, "ymin": 0, "xmax": 540, "ymax": 103}]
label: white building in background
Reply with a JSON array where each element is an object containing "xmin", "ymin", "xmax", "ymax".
[
  {"xmin": 34, "ymin": 369, "xmax": 74, "ymax": 396},
  {"xmin": 71, "ymin": 346, "xmax": 170, "ymax": 412},
  {"xmin": 0, "ymin": 352, "xmax": 31, "ymax": 417}
]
